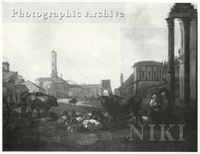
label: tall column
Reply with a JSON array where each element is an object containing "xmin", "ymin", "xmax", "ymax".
[
  {"xmin": 179, "ymin": 21, "xmax": 184, "ymax": 99},
  {"xmin": 166, "ymin": 17, "xmax": 175, "ymax": 108},
  {"xmin": 182, "ymin": 17, "xmax": 191, "ymax": 108}
]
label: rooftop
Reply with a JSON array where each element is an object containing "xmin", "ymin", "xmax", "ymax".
[
  {"xmin": 80, "ymin": 84, "xmax": 102, "ymax": 88},
  {"xmin": 37, "ymin": 77, "xmax": 65, "ymax": 83},
  {"xmin": 22, "ymin": 80, "xmax": 45, "ymax": 90},
  {"xmin": 132, "ymin": 61, "xmax": 162, "ymax": 67},
  {"xmin": 3, "ymin": 71, "xmax": 17, "ymax": 82}
]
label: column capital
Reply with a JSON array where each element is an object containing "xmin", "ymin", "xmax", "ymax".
[{"xmin": 166, "ymin": 17, "xmax": 175, "ymax": 27}]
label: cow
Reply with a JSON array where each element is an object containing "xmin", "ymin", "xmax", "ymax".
[
  {"xmin": 20, "ymin": 92, "xmax": 58, "ymax": 118},
  {"xmin": 20, "ymin": 91, "xmax": 45, "ymax": 117},
  {"xmin": 27, "ymin": 93, "xmax": 58, "ymax": 118},
  {"xmin": 97, "ymin": 94, "xmax": 143, "ymax": 125}
]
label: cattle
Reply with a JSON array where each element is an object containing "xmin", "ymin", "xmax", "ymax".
[
  {"xmin": 97, "ymin": 94, "xmax": 143, "ymax": 125},
  {"xmin": 20, "ymin": 92, "xmax": 58, "ymax": 118},
  {"xmin": 20, "ymin": 91, "xmax": 43, "ymax": 117}
]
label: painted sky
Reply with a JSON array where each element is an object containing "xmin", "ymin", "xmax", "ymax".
[{"xmin": 3, "ymin": 2, "xmax": 194, "ymax": 90}]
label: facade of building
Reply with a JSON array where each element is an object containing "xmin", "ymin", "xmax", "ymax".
[
  {"xmin": 36, "ymin": 76, "xmax": 69, "ymax": 97},
  {"xmin": 133, "ymin": 61, "xmax": 163, "ymax": 97},
  {"xmin": 69, "ymin": 84, "xmax": 102, "ymax": 99},
  {"xmin": 115, "ymin": 73, "xmax": 134, "ymax": 97},
  {"xmin": 115, "ymin": 61, "xmax": 164, "ymax": 98}
]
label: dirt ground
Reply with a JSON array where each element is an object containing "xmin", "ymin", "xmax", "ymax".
[{"xmin": 3, "ymin": 99, "xmax": 197, "ymax": 151}]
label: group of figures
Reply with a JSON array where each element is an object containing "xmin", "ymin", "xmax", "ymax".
[{"xmin": 148, "ymin": 89, "xmax": 170, "ymax": 124}]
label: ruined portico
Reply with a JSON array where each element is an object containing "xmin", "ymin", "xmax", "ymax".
[{"xmin": 166, "ymin": 3, "xmax": 197, "ymax": 110}]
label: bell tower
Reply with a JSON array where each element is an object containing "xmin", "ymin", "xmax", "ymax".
[{"xmin": 51, "ymin": 50, "xmax": 58, "ymax": 78}]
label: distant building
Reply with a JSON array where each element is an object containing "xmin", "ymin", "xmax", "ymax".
[
  {"xmin": 114, "ymin": 88, "xmax": 120, "ymax": 96},
  {"xmin": 36, "ymin": 76, "xmax": 69, "ymax": 97},
  {"xmin": 3, "ymin": 62, "xmax": 18, "ymax": 103},
  {"xmin": 121, "ymin": 74, "xmax": 134, "ymax": 97},
  {"xmin": 36, "ymin": 50, "xmax": 110, "ymax": 98},
  {"xmin": 115, "ymin": 61, "xmax": 164, "ymax": 98},
  {"xmin": 114, "ymin": 74, "xmax": 124, "ymax": 96},
  {"xmin": 35, "ymin": 50, "xmax": 70, "ymax": 97},
  {"xmin": 68, "ymin": 84, "xmax": 102, "ymax": 98},
  {"xmin": 132, "ymin": 61, "xmax": 163, "ymax": 97},
  {"xmin": 21, "ymin": 80, "xmax": 45, "ymax": 93},
  {"xmin": 101, "ymin": 80, "xmax": 112, "ymax": 95},
  {"xmin": 3, "ymin": 62, "xmax": 27, "ymax": 104}
]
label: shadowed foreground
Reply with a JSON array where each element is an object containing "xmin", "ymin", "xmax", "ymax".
[{"xmin": 3, "ymin": 101, "xmax": 197, "ymax": 151}]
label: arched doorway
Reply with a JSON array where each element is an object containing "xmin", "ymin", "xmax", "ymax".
[{"xmin": 103, "ymin": 90, "xmax": 109, "ymax": 96}]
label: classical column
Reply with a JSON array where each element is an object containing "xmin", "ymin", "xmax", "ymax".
[
  {"xmin": 166, "ymin": 17, "xmax": 175, "ymax": 108},
  {"xmin": 182, "ymin": 17, "xmax": 191, "ymax": 108}
]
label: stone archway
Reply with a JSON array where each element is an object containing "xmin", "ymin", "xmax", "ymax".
[{"xmin": 103, "ymin": 90, "xmax": 109, "ymax": 96}]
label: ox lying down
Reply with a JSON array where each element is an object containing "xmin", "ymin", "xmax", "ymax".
[{"xmin": 97, "ymin": 94, "xmax": 143, "ymax": 125}]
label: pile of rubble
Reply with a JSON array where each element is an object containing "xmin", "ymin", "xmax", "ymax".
[{"xmin": 56, "ymin": 108, "xmax": 112, "ymax": 132}]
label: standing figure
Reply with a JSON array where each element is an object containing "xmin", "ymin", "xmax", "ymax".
[
  {"xmin": 149, "ymin": 94, "xmax": 161, "ymax": 124},
  {"xmin": 84, "ymin": 95, "xmax": 88, "ymax": 103},
  {"xmin": 160, "ymin": 91, "xmax": 170, "ymax": 124},
  {"xmin": 149, "ymin": 95, "xmax": 158, "ymax": 108}
]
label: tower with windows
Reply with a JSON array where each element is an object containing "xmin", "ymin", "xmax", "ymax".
[{"xmin": 51, "ymin": 50, "xmax": 58, "ymax": 78}]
